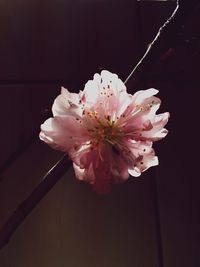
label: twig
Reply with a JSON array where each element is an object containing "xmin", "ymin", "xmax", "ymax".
[{"xmin": 124, "ymin": 0, "xmax": 180, "ymax": 86}]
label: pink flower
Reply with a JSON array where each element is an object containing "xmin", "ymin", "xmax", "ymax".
[{"xmin": 40, "ymin": 70, "xmax": 169, "ymax": 194}]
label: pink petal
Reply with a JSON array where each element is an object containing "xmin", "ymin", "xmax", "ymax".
[
  {"xmin": 72, "ymin": 143, "xmax": 130, "ymax": 194},
  {"xmin": 141, "ymin": 112, "xmax": 170, "ymax": 141},
  {"xmin": 110, "ymin": 151, "xmax": 130, "ymax": 182},
  {"xmin": 117, "ymin": 94, "xmax": 161, "ymax": 129},
  {"xmin": 128, "ymin": 154, "xmax": 158, "ymax": 177},
  {"xmin": 126, "ymin": 140, "xmax": 153, "ymax": 157},
  {"xmin": 70, "ymin": 143, "xmax": 94, "ymax": 169},
  {"xmin": 73, "ymin": 163, "xmax": 85, "ymax": 181},
  {"xmin": 82, "ymin": 80, "xmax": 99, "ymax": 105},
  {"xmin": 132, "ymin": 88, "xmax": 159, "ymax": 105},
  {"xmin": 73, "ymin": 162, "xmax": 95, "ymax": 183},
  {"xmin": 52, "ymin": 87, "xmax": 82, "ymax": 118},
  {"xmin": 128, "ymin": 168, "xmax": 141, "ymax": 177},
  {"xmin": 40, "ymin": 116, "xmax": 89, "ymax": 152},
  {"xmin": 100, "ymin": 70, "xmax": 126, "ymax": 93}
]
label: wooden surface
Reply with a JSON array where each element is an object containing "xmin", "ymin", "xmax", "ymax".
[{"xmin": 0, "ymin": 1, "xmax": 199, "ymax": 267}]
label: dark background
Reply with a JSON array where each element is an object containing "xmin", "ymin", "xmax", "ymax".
[{"xmin": 0, "ymin": 1, "xmax": 199, "ymax": 266}]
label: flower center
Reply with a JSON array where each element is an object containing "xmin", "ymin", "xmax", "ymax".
[
  {"xmin": 89, "ymin": 120, "xmax": 123, "ymax": 147},
  {"xmin": 83, "ymin": 110, "xmax": 124, "ymax": 148}
]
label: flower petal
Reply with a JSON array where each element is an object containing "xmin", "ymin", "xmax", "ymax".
[
  {"xmin": 40, "ymin": 116, "xmax": 89, "ymax": 152},
  {"xmin": 73, "ymin": 163, "xmax": 85, "ymax": 181},
  {"xmin": 82, "ymin": 80, "xmax": 99, "ymax": 105},
  {"xmin": 128, "ymin": 168, "xmax": 141, "ymax": 177},
  {"xmin": 141, "ymin": 112, "xmax": 170, "ymax": 141},
  {"xmin": 132, "ymin": 88, "xmax": 159, "ymax": 105},
  {"xmin": 52, "ymin": 87, "xmax": 82, "ymax": 118},
  {"xmin": 128, "ymin": 154, "xmax": 158, "ymax": 177}
]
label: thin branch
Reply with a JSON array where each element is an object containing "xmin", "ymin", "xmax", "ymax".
[{"xmin": 124, "ymin": 0, "xmax": 180, "ymax": 85}]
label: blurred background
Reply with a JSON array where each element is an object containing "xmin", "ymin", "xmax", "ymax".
[{"xmin": 0, "ymin": 0, "xmax": 199, "ymax": 266}]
